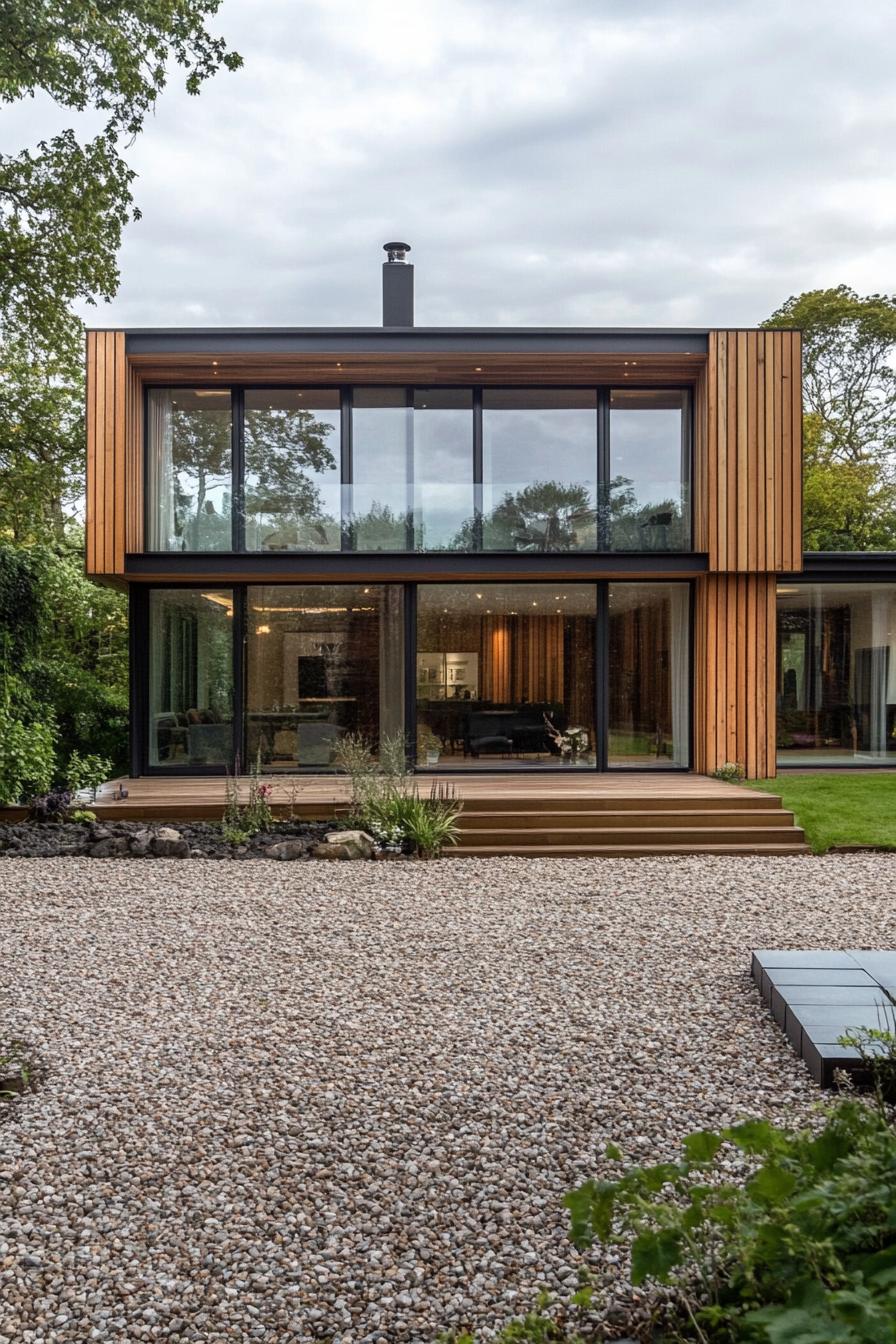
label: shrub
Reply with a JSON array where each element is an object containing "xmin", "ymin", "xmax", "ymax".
[
  {"xmin": 221, "ymin": 750, "xmax": 274, "ymax": 843},
  {"xmin": 565, "ymin": 1099, "xmax": 896, "ymax": 1342},
  {"xmin": 839, "ymin": 1021, "xmax": 896, "ymax": 1107},
  {"xmin": 66, "ymin": 750, "xmax": 113, "ymax": 799},
  {"xmin": 710, "ymin": 761, "xmax": 745, "ymax": 783},
  {"xmin": 333, "ymin": 735, "xmax": 462, "ymax": 857},
  {"xmin": 0, "ymin": 703, "xmax": 56, "ymax": 804}
]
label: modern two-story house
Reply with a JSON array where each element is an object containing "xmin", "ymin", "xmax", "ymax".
[{"xmin": 84, "ymin": 245, "xmax": 896, "ymax": 784}]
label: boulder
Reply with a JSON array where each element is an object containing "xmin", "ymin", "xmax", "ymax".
[
  {"xmin": 150, "ymin": 834, "xmax": 190, "ymax": 859},
  {"xmin": 313, "ymin": 837, "xmax": 373, "ymax": 860},
  {"xmin": 266, "ymin": 840, "xmax": 308, "ymax": 861},
  {"xmin": 325, "ymin": 829, "xmax": 375, "ymax": 850},
  {"xmin": 90, "ymin": 836, "xmax": 130, "ymax": 858}
]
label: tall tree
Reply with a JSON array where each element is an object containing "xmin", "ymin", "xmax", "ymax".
[
  {"xmin": 763, "ymin": 286, "xmax": 896, "ymax": 551},
  {"xmin": 0, "ymin": 0, "xmax": 241, "ymax": 350}
]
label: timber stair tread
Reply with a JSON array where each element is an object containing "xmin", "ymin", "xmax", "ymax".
[
  {"xmin": 450, "ymin": 841, "xmax": 811, "ymax": 857},
  {"xmin": 455, "ymin": 826, "xmax": 806, "ymax": 845},
  {"xmin": 458, "ymin": 807, "xmax": 795, "ymax": 827}
]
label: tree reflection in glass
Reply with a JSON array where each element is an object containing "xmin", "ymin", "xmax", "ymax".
[{"xmin": 244, "ymin": 390, "xmax": 340, "ymax": 551}]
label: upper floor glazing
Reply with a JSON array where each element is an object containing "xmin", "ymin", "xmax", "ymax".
[{"xmin": 145, "ymin": 385, "xmax": 692, "ymax": 554}]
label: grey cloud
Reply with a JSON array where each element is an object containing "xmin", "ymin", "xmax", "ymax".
[{"xmin": 52, "ymin": 0, "xmax": 896, "ymax": 331}]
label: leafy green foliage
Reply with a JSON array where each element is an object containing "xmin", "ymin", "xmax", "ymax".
[
  {"xmin": 66, "ymin": 751, "xmax": 113, "ymax": 798},
  {"xmin": 0, "ymin": 0, "xmax": 241, "ymax": 350},
  {"xmin": 839, "ymin": 1024, "xmax": 896, "ymax": 1107},
  {"xmin": 0, "ymin": 543, "xmax": 128, "ymax": 800},
  {"xmin": 565, "ymin": 1101, "xmax": 896, "ymax": 1342},
  {"xmin": 0, "ymin": 332, "xmax": 84, "ymax": 544},
  {"xmin": 0, "ymin": 703, "xmax": 56, "ymax": 804},
  {"xmin": 763, "ymin": 287, "xmax": 896, "ymax": 552}
]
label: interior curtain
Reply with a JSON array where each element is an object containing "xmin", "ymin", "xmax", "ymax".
[
  {"xmin": 146, "ymin": 390, "xmax": 175, "ymax": 549},
  {"xmin": 668, "ymin": 585, "xmax": 689, "ymax": 766}
]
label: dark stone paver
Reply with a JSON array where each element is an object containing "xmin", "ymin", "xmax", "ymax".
[{"xmin": 752, "ymin": 949, "xmax": 896, "ymax": 1086}]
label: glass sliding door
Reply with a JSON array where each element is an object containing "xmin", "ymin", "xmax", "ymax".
[
  {"xmin": 148, "ymin": 589, "xmax": 234, "ymax": 767},
  {"xmin": 245, "ymin": 584, "xmax": 404, "ymax": 770},
  {"xmin": 776, "ymin": 583, "xmax": 896, "ymax": 766},
  {"xmin": 607, "ymin": 584, "xmax": 690, "ymax": 767},
  {"xmin": 415, "ymin": 584, "xmax": 597, "ymax": 769}
]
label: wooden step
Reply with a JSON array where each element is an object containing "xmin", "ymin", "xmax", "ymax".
[
  {"xmin": 450, "ymin": 841, "xmax": 811, "ymax": 858},
  {"xmin": 457, "ymin": 807, "xmax": 794, "ymax": 831},
  {"xmin": 455, "ymin": 825, "xmax": 806, "ymax": 847},
  {"xmin": 449, "ymin": 793, "xmax": 781, "ymax": 813}
]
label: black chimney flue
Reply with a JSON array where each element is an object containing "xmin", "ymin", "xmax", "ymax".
[{"xmin": 382, "ymin": 241, "xmax": 413, "ymax": 327}]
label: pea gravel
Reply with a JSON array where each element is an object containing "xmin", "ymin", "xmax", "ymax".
[{"xmin": 1, "ymin": 854, "xmax": 894, "ymax": 1343}]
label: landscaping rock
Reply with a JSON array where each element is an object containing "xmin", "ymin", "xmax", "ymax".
[
  {"xmin": 150, "ymin": 834, "xmax": 190, "ymax": 859},
  {"xmin": 89, "ymin": 836, "xmax": 131, "ymax": 858},
  {"xmin": 0, "ymin": 819, "xmax": 332, "ymax": 861},
  {"xmin": 313, "ymin": 836, "xmax": 374, "ymax": 860},
  {"xmin": 265, "ymin": 839, "xmax": 308, "ymax": 861},
  {"xmin": 326, "ymin": 828, "xmax": 376, "ymax": 850}
]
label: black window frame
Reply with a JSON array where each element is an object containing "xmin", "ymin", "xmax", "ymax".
[
  {"xmin": 142, "ymin": 383, "xmax": 695, "ymax": 557},
  {"xmin": 133, "ymin": 578, "xmax": 694, "ymax": 776}
]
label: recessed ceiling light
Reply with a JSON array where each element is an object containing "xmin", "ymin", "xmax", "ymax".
[{"xmin": 475, "ymin": 366, "xmax": 482, "ymax": 372}]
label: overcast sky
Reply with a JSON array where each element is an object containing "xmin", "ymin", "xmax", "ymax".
[{"xmin": 24, "ymin": 0, "xmax": 896, "ymax": 328}]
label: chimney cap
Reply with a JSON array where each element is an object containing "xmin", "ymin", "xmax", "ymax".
[{"xmin": 383, "ymin": 241, "xmax": 411, "ymax": 263}]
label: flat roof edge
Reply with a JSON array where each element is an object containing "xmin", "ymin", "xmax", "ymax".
[{"xmin": 120, "ymin": 328, "xmax": 714, "ymax": 356}]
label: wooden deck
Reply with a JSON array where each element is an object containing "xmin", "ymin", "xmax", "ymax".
[{"xmin": 1, "ymin": 773, "xmax": 809, "ymax": 856}]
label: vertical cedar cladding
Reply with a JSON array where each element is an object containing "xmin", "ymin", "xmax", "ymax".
[
  {"xmin": 695, "ymin": 329, "xmax": 802, "ymax": 573},
  {"xmin": 693, "ymin": 573, "xmax": 777, "ymax": 779},
  {"xmin": 85, "ymin": 330, "xmax": 142, "ymax": 576}
]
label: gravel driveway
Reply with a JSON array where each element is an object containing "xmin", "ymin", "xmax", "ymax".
[{"xmin": 1, "ymin": 854, "xmax": 894, "ymax": 1343}]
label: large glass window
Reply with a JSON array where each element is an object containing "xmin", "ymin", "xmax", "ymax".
[
  {"xmin": 350, "ymin": 390, "xmax": 474, "ymax": 550},
  {"xmin": 148, "ymin": 589, "xmax": 234, "ymax": 766},
  {"xmin": 349, "ymin": 390, "xmax": 409, "ymax": 550},
  {"xmin": 146, "ymin": 389, "xmax": 232, "ymax": 550},
  {"xmin": 416, "ymin": 584, "xmax": 597, "ymax": 769},
  {"xmin": 482, "ymin": 390, "xmax": 598, "ymax": 551},
  {"xmin": 145, "ymin": 385, "xmax": 693, "ymax": 554},
  {"xmin": 777, "ymin": 583, "xmax": 896, "ymax": 766},
  {"xmin": 244, "ymin": 390, "xmax": 340, "ymax": 551},
  {"xmin": 608, "ymin": 390, "xmax": 690, "ymax": 550},
  {"xmin": 608, "ymin": 584, "xmax": 690, "ymax": 767},
  {"xmin": 411, "ymin": 389, "xmax": 475, "ymax": 549},
  {"xmin": 245, "ymin": 585, "xmax": 404, "ymax": 769}
]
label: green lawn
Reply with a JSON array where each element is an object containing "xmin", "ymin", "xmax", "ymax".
[{"xmin": 746, "ymin": 774, "xmax": 896, "ymax": 853}]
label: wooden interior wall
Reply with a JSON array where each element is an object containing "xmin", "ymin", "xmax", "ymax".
[
  {"xmin": 85, "ymin": 330, "xmax": 128, "ymax": 578},
  {"xmin": 697, "ymin": 329, "xmax": 802, "ymax": 573},
  {"xmin": 694, "ymin": 573, "xmax": 777, "ymax": 779}
]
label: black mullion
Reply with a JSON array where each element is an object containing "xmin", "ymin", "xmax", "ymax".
[
  {"xmin": 404, "ymin": 582, "xmax": 416, "ymax": 768},
  {"xmin": 340, "ymin": 387, "xmax": 353, "ymax": 552},
  {"xmin": 473, "ymin": 388, "xmax": 483, "ymax": 551},
  {"xmin": 405, "ymin": 388, "xmax": 415, "ymax": 552},
  {"xmin": 232, "ymin": 388, "xmax": 245, "ymax": 552},
  {"xmin": 233, "ymin": 585, "xmax": 246, "ymax": 773},
  {"xmin": 130, "ymin": 585, "xmax": 148, "ymax": 776},
  {"xmin": 597, "ymin": 388, "xmax": 610, "ymax": 552},
  {"xmin": 595, "ymin": 581, "xmax": 609, "ymax": 771}
]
